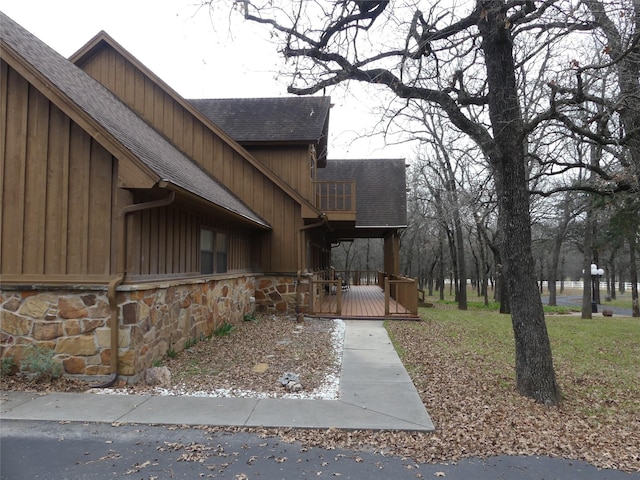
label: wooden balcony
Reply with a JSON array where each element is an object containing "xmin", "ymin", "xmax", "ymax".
[{"xmin": 313, "ymin": 180, "xmax": 356, "ymax": 222}]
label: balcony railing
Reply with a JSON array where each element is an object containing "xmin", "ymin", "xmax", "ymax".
[{"xmin": 313, "ymin": 180, "xmax": 356, "ymax": 212}]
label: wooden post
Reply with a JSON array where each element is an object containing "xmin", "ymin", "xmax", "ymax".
[
  {"xmin": 309, "ymin": 278, "xmax": 315, "ymax": 314},
  {"xmin": 384, "ymin": 276, "xmax": 390, "ymax": 315}
]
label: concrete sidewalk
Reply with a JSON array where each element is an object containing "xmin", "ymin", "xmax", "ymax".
[{"xmin": 0, "ymin": 320, "xmax": 434, "ymax": 432}]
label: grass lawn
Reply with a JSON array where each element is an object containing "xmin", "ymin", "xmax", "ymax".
[
  {"xmin": 409, "ymin": 303, "xmax": 639, "ymax": 413},
  {"xmin": 385, "ymin": 295, "xmax": 640, "ymax": 471}
]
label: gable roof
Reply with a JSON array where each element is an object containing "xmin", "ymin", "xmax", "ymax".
[
  {"xmin": 189, "ymin": 97, "xmax": 330, "ymax": 143},
  {"xmin": 69, "ymin": 31, "xmax": 321, "ymax": 216},
  {"xmin": 317, "ymin": 159, "xmax": 408, "ymax": 229},
  {"xmin": 0, "ymin": 12, "xmax": 269, "ymax": 229},
  {"xmin": 189, "ymin": 97, "xmax": 331, "ymax": 166}
]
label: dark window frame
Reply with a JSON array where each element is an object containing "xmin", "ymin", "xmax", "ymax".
[{"xmin": 200, "ymin": 228, "xmax": 228, "ymax": 274}]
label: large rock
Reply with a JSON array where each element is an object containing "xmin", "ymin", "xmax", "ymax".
[
  {"xmin": 32, "ymin": 321, "xmax": 64, "ymax": 341},
  {"xmin": 18, "ymin": 296, "xmax": 51, "ymax": 319},
  {"xmin": 58, "ymin": 297, "xmax": 88, "ymax": 319},
  {"xmin": 118, "ymin": 351, "xmax": 135, "ymax": 376},
  {"xmin": 252, "ymin": 363, "xmax": 269, "ymax": 373},
  {"xmin": 278, "ymin": 371, "xmax": 302, "ymax": 391},
  {"xmin": 143, "ymin": 366, "xmax": 171, "ymax": 386},
  {"xmin": 1, "ymin": 312, "xmax": 33, "ymax": 336},
  {"xmin": 63, "ymin": 356, "xmax": 86, "ymax": 374},
  {"xmin": 55, "ymin": 335, "xmax": 97, "ymax": 356}
]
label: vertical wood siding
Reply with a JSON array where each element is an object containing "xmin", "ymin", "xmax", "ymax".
[
  {"xmin": 1, "ymin": 62, "xmax": 114, "ymax": 278},
  {"xmin": 247, "ymin": 146, "xmax": 313, "ymax": 202},
  {"xmin": 76, "ymin": 47, "xmax": 305, "ymax": 273},
  {"xmin": 125, "ymin": 206, "xmax": 253, "ymax": 276}
]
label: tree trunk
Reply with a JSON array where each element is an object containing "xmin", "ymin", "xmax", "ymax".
[
  {"xmin": 581, "ymin": 234, "xmax": 594, "ymax": 320},
  {"xmin": 438, "ymin": 233, "xmax": 445, "ymax": 300},
  {"xmin": 453, "ymin": 211, "xmax": 468, "ymax": 309},
  {"xmin": 608, "ymin": 252, "xmax": 616, "ymax": 300},
  {"xmin": 630, "ymin": 233, "xmax": 640, "ymax": 317},
  {"xmin": 548, "ymin": 196, "xmax": 573, "ymax": 306},
  {"xmin": 479, "ymin": 0, "xmax": 561, "ymax": 405},
  {"xmin": 445, "ymin": 228, "xmax": 459, "ymax": 300}
]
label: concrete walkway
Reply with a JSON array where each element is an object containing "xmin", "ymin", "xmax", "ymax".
[{"xmin": 0, "ymin": 320, "xmax": 434, "ymax": 432}]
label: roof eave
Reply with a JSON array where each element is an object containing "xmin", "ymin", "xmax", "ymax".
[{"xmin": 158, "ymin": 181, "xmax": 271, "ymax": 231}]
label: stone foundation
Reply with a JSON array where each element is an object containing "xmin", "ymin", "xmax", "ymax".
[
  {"xmin": 254, "ymin": 275, "xmax": 310, "ymax": 313},
  {"xmin": 1, "ymin": 275, "xmax": 256, "ymax": 381}
]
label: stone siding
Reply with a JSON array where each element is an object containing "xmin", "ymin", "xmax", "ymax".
[
  {"xmin": 0, "ymin": 275, "xmax": 255, "ymax": 381},
  {"xmin": 254, "ymin": 275, "xmax": 310, "ymax": 313}
]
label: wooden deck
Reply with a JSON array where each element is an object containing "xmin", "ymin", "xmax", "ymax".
[{"xmin": 311, "ymin": 285, "xmax": 418, "ymax": 320}]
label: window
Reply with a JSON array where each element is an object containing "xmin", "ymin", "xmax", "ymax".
[
  {"xmin": 200, "ymin": 229, "xmax": 228, "ymax": 274},
  {"xmin": 216, "ymin": 233, "xmax": 228, "ymax": 273}
]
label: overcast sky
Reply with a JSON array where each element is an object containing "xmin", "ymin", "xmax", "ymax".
[{"xmin": 1, "ymin": 0, "xmax": 414, "ymax": 160}]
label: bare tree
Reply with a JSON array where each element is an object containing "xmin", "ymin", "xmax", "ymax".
[
  {"xmin": 415, "ymin": 113, "xmax": 471, "ymax": 310},
  {"xmin": 545, "ymin": 193, "xmax": 582, "ymax": 306},
  {"xmin": 210, "ymin": 0, "xmax": 575, "ymax": 404}
]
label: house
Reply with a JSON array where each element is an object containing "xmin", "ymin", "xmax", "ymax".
[
  {"xmin": 0, "ymin": 12, "xmax": 409, "ymax": 383},
  {"xmin": 188, "ymin": 100, "xmax": 407, "ymax": 278}
]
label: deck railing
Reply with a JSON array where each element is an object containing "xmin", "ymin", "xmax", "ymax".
[
  {"xmin": 313, "ymin": 180, "xmax": 356, "ymax": 212},
  {"xmin": 383, "ymin": 274, "xmax": 418, "ymax": 315},
  {"xmin": 309, "ymin": 276, "xmax": 343, "ymax": 315}
]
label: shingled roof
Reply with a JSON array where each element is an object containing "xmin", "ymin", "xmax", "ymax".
[
  {"xmin": 189, "ymin": 97, "xmax": 330, "ymax": 165},
  {"xmin": 0, "ymin": 13, "xmax": 269, "ymax": 229},
  {"xmin": 317, "ymin": 159, "xmax": 408, "ymax": 229}
]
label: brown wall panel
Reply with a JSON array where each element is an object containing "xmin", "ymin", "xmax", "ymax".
[
  {"xmin": 124, "ymin": 205, "xmax": 254, "ymax": 277},
  {"xmin": 75, "ymin": 45, "xmax": 308, "ymax": 273},
  {"xmin": 1, "ymin": 64, "xmax": 116, "ymax": 279},
  {"xmin": 66, "ymin": 123, "xmax": 91, "ymax": 275},
  {"xmin": 0, "ymin": 61, "xmax": 7, "ymax": 269},
  {"xmin": 248, "ymin": 146, "xmax": 312, "ymax": 201},
  {"xmin": 1, "ymin": 67, "xmax": 28, "ymax": 274},
  {"xmin": 44, "ymin": 105, "xmax": 71, "ymax": 273},
  {"xmin": 22, "ymin": 86, "xmax": 49, "ymax": 274},
  {"xmin": 87, "ymin": 142, "xmax": 113, "ymax": 275},
  {"xmin": 149, "ymin": 208, "xmax": 159, "ymax": 275}
]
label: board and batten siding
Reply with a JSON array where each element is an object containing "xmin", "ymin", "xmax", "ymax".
[
  {"xmin": 1, "ymin": 61, "xmax": 115, "ymax": 283},
  {"xmin": 124, "ymin": 204, "xmax": 255, "ymax": 278},
  {"xmin": 246, "ymin": 145, "xmax": 314, "ymax": 202},
  {"xmin": 76, "ymin": 46, "xmax": 304, "ymax": 273},
  {"xmin": 1, "ymin": 58, "xmax": 260, "ymax": 284}
]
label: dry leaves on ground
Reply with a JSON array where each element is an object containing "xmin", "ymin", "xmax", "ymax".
[
  {"xmin": 2, "ymin": 314, "xmax": 638, "ymax": 473},
  {"xmin": 151, "ymin": 314, "xmax": 340, "ymax": 397},
  {"xmin": 0, "ymin": 314, "xmax": 340, "ymax": 398},
  {"xmin": 252, "ymin": 319, "xmax": 639, "ymax": 473}
]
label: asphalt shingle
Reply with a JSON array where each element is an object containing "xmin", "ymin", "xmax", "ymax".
[{"xmin": 189, "ymin": 97, "xmax": 331, "ymax": 144}]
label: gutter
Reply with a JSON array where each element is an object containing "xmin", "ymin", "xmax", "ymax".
[{"xmin": 93, "ymin": 190, "xmax": 176, "ymax": 388}]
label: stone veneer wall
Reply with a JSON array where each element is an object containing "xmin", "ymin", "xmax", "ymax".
[
  {"xmin": 0, "ymin": 275, "xmax": 256, "ymax": 381},
  {"xmin": 254, "ymin": 275, "xmax": 310, "ymax": 313}
]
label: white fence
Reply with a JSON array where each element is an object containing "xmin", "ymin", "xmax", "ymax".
[
  {"xmin": 439, "ymin": 279, "xmax": 639, "ymax": 290},
  {"xmin": 538, "ymin": 281, "xmax": 638, "ymax": 290}
]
